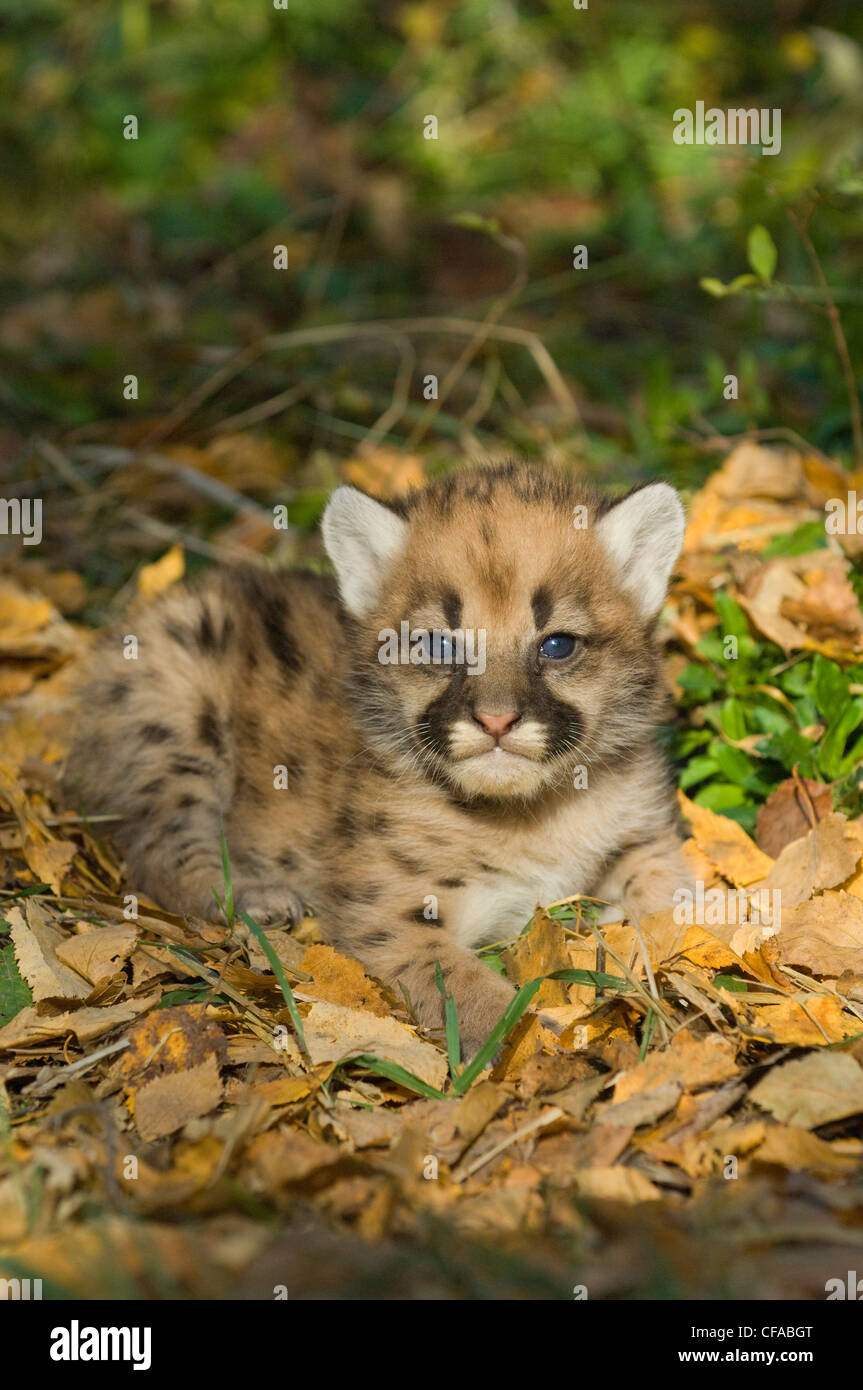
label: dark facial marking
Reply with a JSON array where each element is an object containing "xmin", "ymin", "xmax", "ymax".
[
  {"xmin": 531, "ymin": 585, "xmax": 553, "ymax": 630},
  {"xmin": 441, "ymin": 589, "xmax": 462, "ymax": 631}
]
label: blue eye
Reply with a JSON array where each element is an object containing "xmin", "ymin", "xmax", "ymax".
[
  {"xmin": 430, "ymin": 632, "xmax": 455, "ymax": 663},
  {"xmin": 539, "ymin": 633, "xmax": 577, "ymax": 660}
]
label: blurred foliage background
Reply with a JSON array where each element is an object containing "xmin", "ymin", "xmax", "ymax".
[{"xmin": 1, "ymin": 0, "xmax": 863, "ymax": 571}]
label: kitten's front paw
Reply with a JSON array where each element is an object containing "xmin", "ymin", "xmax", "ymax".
[
  {"xmin": 452, "ymin": 971, "xmax": 518, "ymax": 1061},
  {"xmin": 232, "ymin": 883, "xmax": 305, "ymax": 929}
]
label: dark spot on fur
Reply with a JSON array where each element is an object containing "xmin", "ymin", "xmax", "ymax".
[
  {"xmin": 139, "ymin": 778, "xmax": 165, "ymax": 797},
  {"xmin": 170, "ymin": 756, "xmax": 212, "ymax": 777},
  {"xmin": 278, "ymin": 850, "xmax": 298, "ymax": 871},
  {"xmin": 177, "ymin": 794, "xmax": 200, "ymax": 809},
  {"xmin": 164, "ymin": 620, "xmax": 190, "ymax": 647},
  {"xmin": 197, "ymin": 605, "xmax": 217, "ymax": 652},
  {"xmin": 359, "ymin": 930, "xmax": 392, "ymax": 949},
  {"xmin": 140, "ymin": 723, "xmax": 174, "ymax": 744},
  {"xmin": 440, "ymin": 877, "xmax": 465, "ymax": 889},
  {"xmin": 235, "ymin": 571, "xmax": 303, "ymax": 677},
  {"xmin": 407, "ymin": 907, "xmax": 443, "ymax": 927},
  {"xmin": 197, "ymin": 699, "xmax": 225, "ymax": 755},
  {"xmin": 389, "ymin": 849, "xmax": 425, "ymax": 875}
]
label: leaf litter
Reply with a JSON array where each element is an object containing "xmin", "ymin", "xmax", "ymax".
[{"xmin": 2, "ymin": 441, "xmax": 863, "ymax": 1296}]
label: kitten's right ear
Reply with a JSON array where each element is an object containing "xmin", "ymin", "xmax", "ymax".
[{"xmin": 321, "ymin": 486, "xmax": 409, "ymax": 617}]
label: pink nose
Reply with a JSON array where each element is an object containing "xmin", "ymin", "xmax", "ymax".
[{"xmin": 474, "ymin": 710, "xmax": 520, "ymax": 739}]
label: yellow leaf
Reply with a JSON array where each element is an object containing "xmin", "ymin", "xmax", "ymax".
[
  {"xmin": 678, "ymin": 791, "xmax": 774, "ymax": 886},
  {"xmin": 137, "ymin": 544, "xmax": 184, "ymax": 599}
]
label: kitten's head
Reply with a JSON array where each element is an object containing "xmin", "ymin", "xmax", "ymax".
[{"xmin": 322, "ymin": 464, "xmax": 684, "ymax": 802}]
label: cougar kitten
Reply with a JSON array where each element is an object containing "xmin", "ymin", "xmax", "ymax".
[{"xmin": 65, "ymin": 464, "xmax": 690, "ymax": 1054}]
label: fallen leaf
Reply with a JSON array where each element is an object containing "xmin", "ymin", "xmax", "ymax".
[
  {"xmin": 747, "ymin": 995, "xmax": 849, "ymax": 1046},
  {"xmin": 0, "ymin": 991, "xmax": 161, "ymax": 1049},
  {"xmin": 753, "ymin": 1124, "xmax": 861, "ymax": 1175},
  {"xmin": 303, "ymin": 1001, "xmax": 448, "ymax": 1091},
  {"xmin": 136, "ymin": 545, "xmax": 185, "ymax": 599},
  {"xmin": 755, "ymin": 812, "xmax": 861, "ymax": 907},
  {"xmin": 678, "ymin": 792, "xmax": 774, "ymax": 886},
  {"xmin": 9, "ymin": 903, "xmax": 90, "ymax": 1001},
  {"xmin": 54, "ymin": 924, "xmax": 137, "ymax": 987},
  {"xmin": 776, "ymin": 891, "xmax": 863, "ymax": 976},
  {"xmin": 615, "ymin": 1031, "xmax": 738, "ymax": 1103},
  {"xmin": 574, "ymin": 1166, "xmax": 660, "ymax": 1203},
  {"xmin": 300, "ymin": 943, "xmax": 389, "ymax": 1016},
  {"xmin": 750, "ymin": 1051, "xmax": 863, "ymax": 1128},
  {"xmin": 502, "ymin": 909, "xmax": 570, "ymax": 1006},
  {"xmin": 755, "ymin": 777, "xmax": 833, "ymax": 858}
]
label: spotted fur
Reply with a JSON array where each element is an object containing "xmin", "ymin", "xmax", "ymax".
[{"xmin": 64, "ymin": 462, "xmax": 691, "ymax": 1054}]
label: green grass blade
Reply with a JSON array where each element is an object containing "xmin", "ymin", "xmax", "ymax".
[
  {"xmin": 451, "ymin": 978, "xmax": 544, "ymax": 1095},
  {"xmin": 238, "ymin": 910, "xmax": 309, "ymax": 1059},
  {"xmin": 219, "ymin": 825, "xmax": 234, "ymax": 925},
  {"xmin": 435, "ymin": 961, "xmax": 462, "ymax": 1077},
  {"xmin": 347, "ymin": 1054, "xmax": 448, "ymax": 1100}
]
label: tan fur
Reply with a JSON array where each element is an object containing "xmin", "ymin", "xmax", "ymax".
[{"xmin": 64, "ymin": 464, "xmax": 691, "ymax": 1055}]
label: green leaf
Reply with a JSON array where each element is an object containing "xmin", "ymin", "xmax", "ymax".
[
  {"xmin": 713, "ymin": 741, "xmax": 754, "ymax": 785},
  {"xmin": 719, "ymin": 697, "xmax": 747, "ymax": 741},
  {"xmin": 817, "ymin": 698, "xmax": 863, "ymax": 779},
  {"xmin": 0, "ymin": 945, "xmax": 32, "ymax": 1026},
  {"xmin": 700, "ymin": 277, "xmax": 729, "ymax": 298},
  {"xmin": 238, "ymin": 911, "xmax": 309, "ymax": 1059},
  {"xmin": 679, "ymin": 755, "xmax": 719, "ymax": 790},
  {"xmin": 764, "ymin": 520, "xmax": 828, "ymax": 557},
  {"xmin": 812, "ymin": 654, "xmax": 850, "ymax": 723},
  {"xmin": 714, "ymin": 974, "xmax": 749, "ymax": 994},
  {"xmin": 715, "ymin": 591, "xmax": 750, "ymax": 638},
  {"xmin": 747, "ymin": 224, "xmax": 777, "ymax": 282}
]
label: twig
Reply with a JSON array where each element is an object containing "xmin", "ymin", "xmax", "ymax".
[{"xmin": 453, "ymin": 1105, "xmax": 563, "ymax": 1182}]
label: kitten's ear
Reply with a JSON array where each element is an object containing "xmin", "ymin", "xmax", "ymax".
[
  {"xmin": 595, "ymin": 482, "xmax": 685, "ymax": 619},
  {"xmin": 321, "ymin": 486, "xmax": 409, "ymax": 617}
]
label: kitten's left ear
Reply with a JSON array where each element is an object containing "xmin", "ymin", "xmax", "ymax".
[
  {"xmin": 595, "ymin": 482, "xmax": 685, "ymax": 619},
  {"xmin": 321, "ymin": 486, "xmax": 409, "ymax": 617}
]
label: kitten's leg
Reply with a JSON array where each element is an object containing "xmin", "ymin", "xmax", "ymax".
[
  {"xmin": 63, "ymin": 586, "xmax": 301, "ymax": 922},
  {"xmin": 592, "ymin": 827, "xmax": 692, "ymax": 923},
  {"xmin": 328, "ymin": 918, "xmax": 516, "ymax": 1058}
]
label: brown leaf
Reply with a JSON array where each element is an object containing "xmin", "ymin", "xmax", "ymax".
[
  {"xmin": 615, "ymin": 1031, "xmax": 738, "ymax": 1103},
  {"xmin": 0, "ymin": 991, "xmax": 161, "ymax": 1050},
  {"xmin": 300, "ymin": 943, "xmax": 389, "ymax": 1016},
  {"xmin": 502, "ymin": 909, "xmax": 570, "ymax": 1006},
  {"xmin": 54, "ymin": 924, "xmax": 137, "ymax": 987},
  {"xmin": 755, "ymin": 777, "xmax": 833, "ymax": 858},
  {"xmin": 8, "ymin": 903, "xmax": 90, "ymax": 1002},
  {"xmin": 750, "ymin": 1051, "xmax": 863, "ymax": 1128},
  {"xmin": 755, "ymin": 812, "xmax": 862, "ymax": 907},
  {"xmin": 302, "ymin": 1001, "xmax": 448, "ymax": 1091},
  {"xmin": 776, "ymin": 890, "xmax": 863, "ymax": 977},
  {"xmin": 132, "ymin": 1056, "xmax": 223, "ymax": 1142}
]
